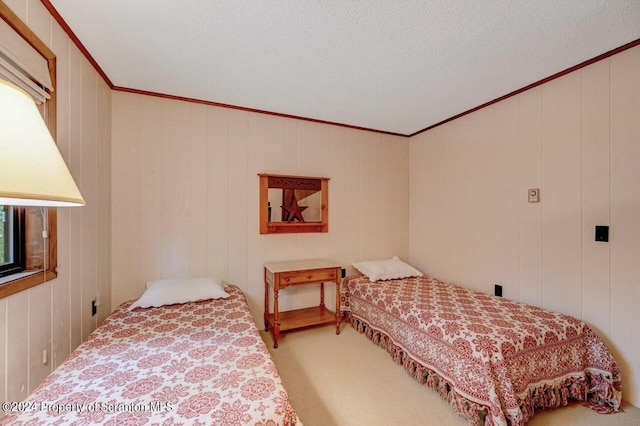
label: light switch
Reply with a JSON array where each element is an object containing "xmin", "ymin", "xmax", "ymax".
[
  {"xmin": 528, "ymin": 188, "xmax": 540, "ymax": 203},
  {"xmin": 595, "ymin": 225, "xmax": 609, "ymax": 242}
]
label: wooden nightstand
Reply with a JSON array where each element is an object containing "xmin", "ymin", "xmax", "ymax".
[{"xmin": 263, "ymin": 259, "xmax": 342, "ymax": 348}]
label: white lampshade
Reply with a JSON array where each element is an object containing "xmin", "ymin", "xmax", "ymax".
[{"xmin": 0, "ymin": 79, "xmax": 84, "ymax": 207}]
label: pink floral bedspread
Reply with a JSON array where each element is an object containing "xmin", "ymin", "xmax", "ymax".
[
  {"xmin": 341, "ymin": 274, "xmax": 621, "ymax": 426},
  {"xmin": 1, "ymin": 285, "xmax": 301, "ymax": 426}
]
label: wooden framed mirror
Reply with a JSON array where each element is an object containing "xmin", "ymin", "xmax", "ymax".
[{"xmin": 259, "ymin": 173, "xmax": 329, "ymax": 234}]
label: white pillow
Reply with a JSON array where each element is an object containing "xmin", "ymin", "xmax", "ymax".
[
  {"xmin": 129, "ymin": 277, "xmax": 229, "ymax": 310},
  {"xmin": 352, "ymin": 256, "xmax": 423, "ymax": 282}
]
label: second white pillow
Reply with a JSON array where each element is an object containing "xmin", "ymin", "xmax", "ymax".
[{"xmin": 352, "ymin": 256, "xmax": 423, "ymax": 282}]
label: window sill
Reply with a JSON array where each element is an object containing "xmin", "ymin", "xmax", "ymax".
[
  {"xmin": 0, "ymin": 270, "xmax": 39, "ymax": 285},
  {"xmin": 0, "ymin": 270, "xmax": 57, "ymax": 299}
]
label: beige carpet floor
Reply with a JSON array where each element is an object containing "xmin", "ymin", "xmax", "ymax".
[{"xmin": 263, "ymin": 324, "xmax": 640, "ymax": 426}]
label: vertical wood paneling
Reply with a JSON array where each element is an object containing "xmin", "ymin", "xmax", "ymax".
[
  {"xmin": 266, "ymin": 116, "xmax": 286, "ymax": 174},
  {"xmin": 227, "ymin": 109, "xmax": 249, "ymax": 290},
  {"xmin": 359, "ymin": 132, "xmax": 377, "ymax": 262},
  {"xmin": 27, "ymin": 283, "xmax": 50, "ymax": 392},
  {"xmin": 206, "ymin": 106, "xmax": 229, "ymax": 280},
  {"xmin": 329, "ymin": 127, "xmax": 347, "ymax": 268},
  {"xmin": 111, "ymin": 92, "xmax": 141, "ymax": 306},
  {"xmin": 541, "ymin": 73, "xmax": 582, "ymax": 318},
  {"xmin": 68, "ymin": 43, "xmax": 83, "ymax": 349},
  {"xmin": 393, "ymin": 135, "xmax": 409, "ymax": 254},
  {"xmin": 370, "ymin": 135, "xmax": 383, "ymax": 260},
  {"xmin": 444, "ymin": 124, "xmax": 465, "ymax": 284},
  {"xmin": 97, "ymin": 79, "xmax": 112, "ymax": 324},
  {"xmin": 316, "ymin": 125, "xmax": 331, "ymax": 259},
  {"xmin": 296, "ymin": 121, "xmax": 318, "ymax": 176},
  {"xmin": 455, "ymin": 110, "xmax": 494, "ymax": 292},
  {"xmin": 5, "ymin": 292, "xmax": 28, "ymax": 402},
  {"xmin": 518, "ymin": 87, "xmax": 543, "ymax": 307},
  {"xmin": 161, "ymin": 99, "xmax": 191, "ymax": 279},
  {"xmin": 493, "ymin": 97, "xmax": 520, "ymax": 300},
  {"xmin": 381, "ymin": 137, "xmax": 398, "ymax": 257},
  {"xmin": 138, "ymin": 95, "xmax": 163, "ymax": 284},
  {"xmin": 413, "ymin": 125, "xmax": 457, "ymax": 282},
  {"xmin": 81, "ymin": 58, "xmax": 98, "ymax": 338},
  {"xmin": 189, "ymin": 103, "xmax": 209, "ymax": 277},
  {"xmin": 396, "ymin": 139, "xmax": 410, "ymax": 257},
  {"xmin": 247, "ymin": 113, "xmax": 268, "ymax": 314},
  {"xmin": 581, "ymin": 59, "xmax": 611, "ymax": 335},
  {"xmin": 610, "ymin": 46, "xmax": 640, "ymax": 407},
  {"xmin": 51, "ymin": 277, "xmax": 70, "ymax": 368},
  {"xmin": 408, "ymin": 131, "xmax": 430, "ymax": 271},
  {"xmin": 345, "ymin": 130, "xmax": 362, "ymax": 264}
]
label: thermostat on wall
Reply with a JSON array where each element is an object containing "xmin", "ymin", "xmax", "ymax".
[{"xmin": 528, "ymin": 188, "xmax": 540, "ymax": 203}]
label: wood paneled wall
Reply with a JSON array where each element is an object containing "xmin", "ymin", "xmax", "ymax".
[
  {"xmin": 409, "ymin": 45, "xmax": 640, "ymax": 407},
  {"xmin": 0, "ymin": 0, "xmax": 111, "ymax": 404},
  {"xmin": 111, "ymin": 91, "xmax": 409, "ymax": 319}
]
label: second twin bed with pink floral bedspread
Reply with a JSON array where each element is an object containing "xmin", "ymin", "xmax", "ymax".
[
  {"xmin": 341, "ymin": 274, "xmax": 621, "ymax": 426},
  {"xmin": 1, "ymin": 285, "xmax": 300, "ymax": 426}
]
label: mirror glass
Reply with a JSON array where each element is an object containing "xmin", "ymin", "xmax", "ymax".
[{"xmin": 267, "ymin": 188, "xmax": 322, "ymax": 222}]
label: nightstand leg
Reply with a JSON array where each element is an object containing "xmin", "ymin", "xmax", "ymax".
[
  {"xmin": 273, "ymin": 290, "xmax": 279, "ymax": 348},
  {"xmin": 320, "ymin": 282, "xmax": 325, "ymax": 308},
  {"xmin": 264, "ymin": 277, "xmax": 269, "ymax": 331},
  {"xmin": 336, "ymin": 280, "xmax": 341, "ymax": 335}
]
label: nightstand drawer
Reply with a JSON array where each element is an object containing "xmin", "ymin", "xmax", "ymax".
[{"xmin": 280, "ymin": 268, "xmax": 337, "ymax": 285}]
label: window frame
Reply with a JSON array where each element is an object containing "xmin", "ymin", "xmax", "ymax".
[
  {"xmin": 0, "ymin": 3, "xmax": 59, "ymax": 299},
  {"xmin": 0, "ymin": 206, "xmax": 25, "ymax": 278}
]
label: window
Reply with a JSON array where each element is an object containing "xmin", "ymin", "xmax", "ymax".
[
  {"xmin": 0, "ymin": 205, "xmax": 25, "ymax": 278},
  {"xmin": 0, "ymin": 6, "xmax": 58, "ymax": 298}
]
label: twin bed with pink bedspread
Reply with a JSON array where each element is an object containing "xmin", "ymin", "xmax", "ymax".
[
  {"xmin": 1, "ymin": 285, "xmax": 300, "ymax": 426},
  {"xmin": 341, "ymin": 274, "xmax": 621, "ymax": 426}
]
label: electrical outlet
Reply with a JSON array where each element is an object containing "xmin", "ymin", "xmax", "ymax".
[{"xmin": 494, "ymin": 284, "xmax": 503, "ymax": 297}]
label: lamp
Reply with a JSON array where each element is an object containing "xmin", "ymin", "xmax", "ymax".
[{"xmin": 0, "ymin": 79, "xmax": 84, "ymax": 207}]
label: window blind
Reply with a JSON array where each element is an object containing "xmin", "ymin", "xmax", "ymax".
[{"xmin": 0, "ymin": 17, "xmax": 52, "ymax": 103}]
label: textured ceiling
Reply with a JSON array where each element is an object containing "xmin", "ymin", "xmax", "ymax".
[{"xmin": 49, "ymin": 0, "xmax": 640, "ymax": 135}]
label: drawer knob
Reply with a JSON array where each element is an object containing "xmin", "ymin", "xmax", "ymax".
[
  {"xmin": 284, "ymin": 278, "xmax": 290, "ymax": 282},
  {"xmin": 307, "ymin": 275, "xmax": 313, "ymax": 279}
]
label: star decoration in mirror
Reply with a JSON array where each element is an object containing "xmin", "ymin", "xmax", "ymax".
[{"xmin": 281, "ymin": 191, "xmax": 308, "ymax": 222}]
